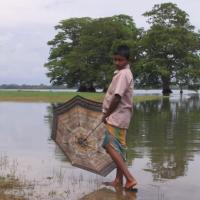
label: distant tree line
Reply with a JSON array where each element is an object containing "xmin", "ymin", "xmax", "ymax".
[
  {"xmin": 0, "ymin": 84, "xmax": 67, "ymax": 90},
  {"xmin": 45, "ymin": 3, "xmax": 200, "ymax": 95}
]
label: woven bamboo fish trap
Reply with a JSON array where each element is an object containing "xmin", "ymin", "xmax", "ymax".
[{"xmin": 52, "ymin": 95, "xmax": 116, "ymax": 176}]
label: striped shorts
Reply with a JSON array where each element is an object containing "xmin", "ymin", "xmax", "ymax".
[{"xmin": 102, "ymin": 123, "xmax": 127, "ymax": 161}]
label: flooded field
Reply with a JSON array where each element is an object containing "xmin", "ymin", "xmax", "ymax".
[{"xmin": 0, "ymin": 93, "xmax": 200, "ymax": 200}]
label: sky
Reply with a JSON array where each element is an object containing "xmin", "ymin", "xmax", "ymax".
[{"xmin": 0, "ymin": 0, "xmax": 200, "ymax": 85}]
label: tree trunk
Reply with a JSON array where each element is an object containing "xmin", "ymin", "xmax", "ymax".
[
  {"xmin": 88, "ymin": 83, "xmax": 96, "ymax": 92},
  {"xmin": 77, "ymin": 85, "xmax": 88, "ymax": 92},
  {"xmin": 103, "ymin": 87, "xmax": 108, "ymax": 93},
  {"xmin": 180, "ymin": 85, "xmax": 183, "ymax": 94},
  {"xmin": 77, "ymin": 83, "xmax": 96, "ymax": 92},
  {"xmin": 162, "ymin": 76, "xmax": 172, "ymax": 96}
]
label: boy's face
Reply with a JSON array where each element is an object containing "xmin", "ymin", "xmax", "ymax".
[{"xmin": 113, "ymin": 55, "xmax": 129, "ymax": 70}]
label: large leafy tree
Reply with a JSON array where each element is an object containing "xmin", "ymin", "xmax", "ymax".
[
  {"xmin": 45, "ymin": 15, "xmax": 139, "ymax": 91},
  {"xmin": 136, "ymin": 3, "xmax": 200, "ymax": 95},
  {"xmin": 44, "ymin": 17, "xmax": 92, "ymax": 87}
]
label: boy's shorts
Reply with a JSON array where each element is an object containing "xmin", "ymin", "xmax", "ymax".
[{"xmin": 102, "ymin": 123, "xmax": 127, "ymax": 161}]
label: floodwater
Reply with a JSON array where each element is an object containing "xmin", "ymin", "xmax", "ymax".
[{"xmin": 0, "ymin": 93, "xmax": 200, "ymax": 200}]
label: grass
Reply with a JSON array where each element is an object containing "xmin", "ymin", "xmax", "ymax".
[{"xmin": 0, "ymin": 90, "xmax": 164, "ymax": 103}]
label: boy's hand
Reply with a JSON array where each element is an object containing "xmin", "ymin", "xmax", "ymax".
[{"xmin": 102, "ymin": 113, "xmax": 108, "ymax": 124}]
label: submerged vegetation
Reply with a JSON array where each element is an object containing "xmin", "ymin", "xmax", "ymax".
[
  {"xmin": 0, "ymin": 176, "xmax": 26, "ymax": 200},
  {"xmin": 0, "ymin": 154, "xmax": 26, "ymax": 200}
]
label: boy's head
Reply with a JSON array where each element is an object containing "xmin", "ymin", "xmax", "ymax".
[{"xmin": 113, "ymin": 45, "xmax": 130, "ymax": 69}]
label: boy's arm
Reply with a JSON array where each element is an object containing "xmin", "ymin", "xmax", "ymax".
[{"xmin": 102, "ymin": 94, "xmax": 121, "ymax": 123}]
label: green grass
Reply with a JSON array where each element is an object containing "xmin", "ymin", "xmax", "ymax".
[
  {"xmin": 0, "ymin": 90, "xmax": 164, "ymax": 103},
  {"xmin": 134, "ymin": 95, "xmax": 164, "ymax": 103}
]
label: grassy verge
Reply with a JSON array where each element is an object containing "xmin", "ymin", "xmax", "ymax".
[{"xmin": 0, "ymin": 90, "xmax": 164, "ymax": 103}]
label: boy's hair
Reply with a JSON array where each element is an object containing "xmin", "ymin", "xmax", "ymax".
[{"xmin": 114, "ymin": 45, "xmax": 130, "ymax": 60}]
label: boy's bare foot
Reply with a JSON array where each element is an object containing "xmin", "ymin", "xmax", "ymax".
[{"xmin": 124, "ymin": 179, "xmax": 137, "ymax": 190}]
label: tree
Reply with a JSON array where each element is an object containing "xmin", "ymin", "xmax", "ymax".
[
  {"xmin": 44, "ymin": 17, "xmax": 92, "ymax": 87},
  {"xmin": 45, "ymin": 15, "xmax": 139, "ymax": 91},
  {"xmin": 136, "ymin": 3, "xmax": 200, "ymax": 95}
]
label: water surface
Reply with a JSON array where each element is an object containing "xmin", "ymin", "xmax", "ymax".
[{"xmin": 0, "ymin": 94, "xmax": 200, "ymax": 200}]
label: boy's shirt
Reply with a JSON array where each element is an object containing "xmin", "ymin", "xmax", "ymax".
[{"xmin": 102, "ymin": 64, "xmax": 134, "ymax": 129}]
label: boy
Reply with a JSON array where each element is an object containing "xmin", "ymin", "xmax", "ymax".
[{"xmin": 102, "ymin": 45, "xmax": 137, "ymax": 190}]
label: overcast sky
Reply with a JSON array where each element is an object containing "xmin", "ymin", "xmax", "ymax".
[{"xmin": 0, "ymin": 0, "xmax": 200, "ymax": 85}]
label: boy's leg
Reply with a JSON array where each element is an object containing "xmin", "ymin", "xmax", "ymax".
[
  {"xmin": 105, "ymin": 143, "xmax": 137, "ymax": 189},
  {"xmin": 115, "ymin": 167, "xmax": 123, "ymax": 185},
  {"xmin": 104, "ymin": 167, "xmax": 123, "ymax": 186}
]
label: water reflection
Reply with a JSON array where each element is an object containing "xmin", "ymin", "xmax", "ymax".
[
  {"xmin": 48, "ymin": 94, "xmax": 200, "ymax": 181},
  {"xmin": 78, "ymin": 184, "xmax": 164, "ymax": 200},
  {"xmin": 128, "ymin": 95, "xmax": 200, "ymax": 180}
]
